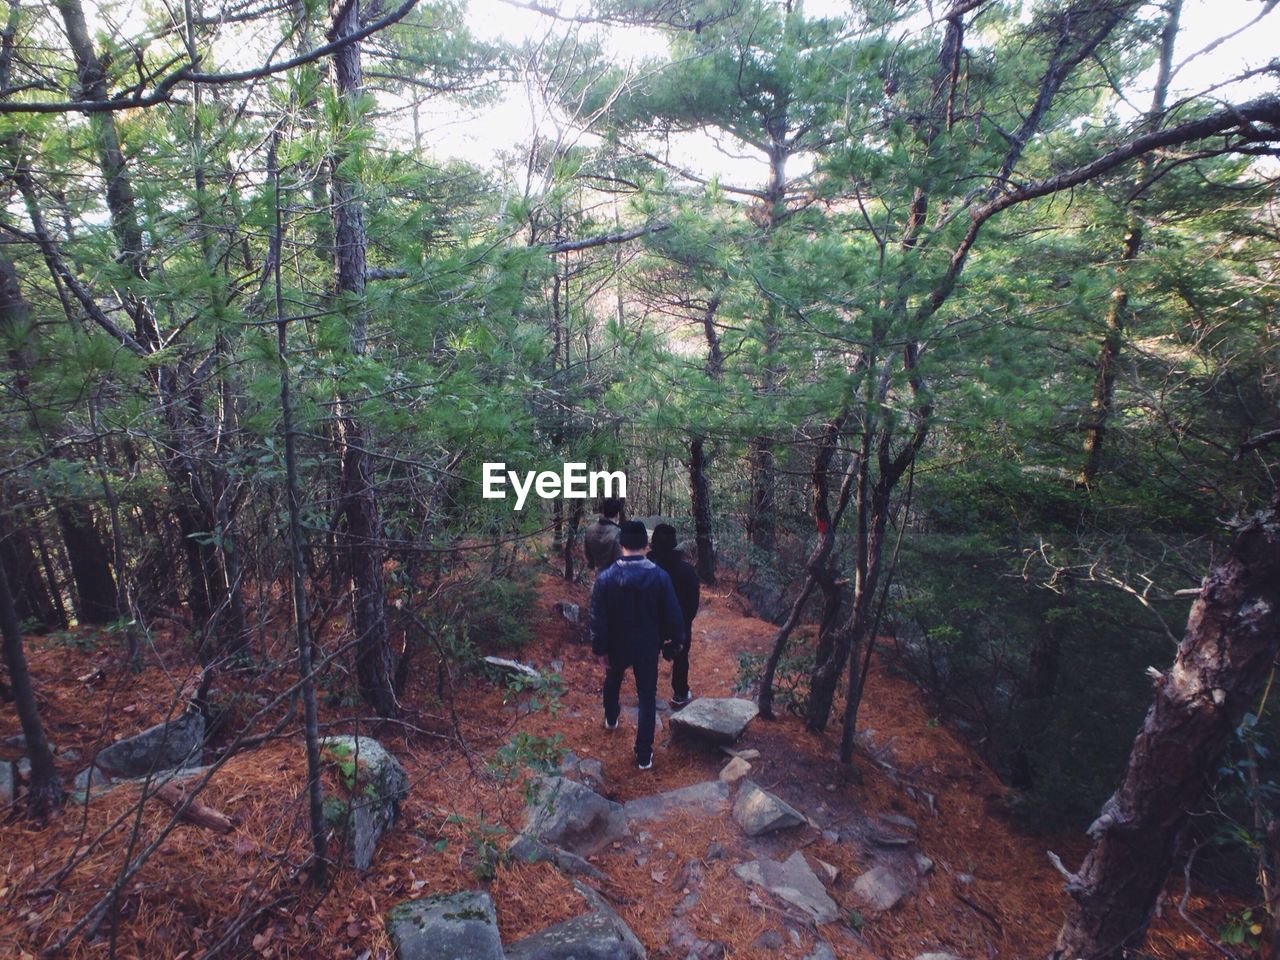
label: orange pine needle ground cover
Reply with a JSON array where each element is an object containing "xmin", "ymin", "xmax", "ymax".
[{"xmin": 0, "ymin": 567, "xmax": 1246, "ymax": 958}]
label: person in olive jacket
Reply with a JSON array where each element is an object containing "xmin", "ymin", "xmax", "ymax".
[
  {"xmin": 590, "ymin": 520, "xmax": 683, "ymax": 769},
  {"xmin": 647, "ymin": 523, "xmax": 700, "ymax": 709},
  {"xmin": 583, "ymin": 498, "xmax": 623, "ymax": 570}
]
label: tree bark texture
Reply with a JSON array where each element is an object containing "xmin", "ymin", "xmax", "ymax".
[
  {"xmin": 1052, "ymin": 490, "xmax": 1280, "ymax": 959},
  {"xmin": 331, "ymin": 0, "xmax": 396, "ymax": 717},
  {"xmin": 0, "ymin": 520, "xmax": 64, "ymax": 817}
]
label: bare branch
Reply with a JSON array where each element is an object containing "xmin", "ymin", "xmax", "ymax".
[{"xmin": 0, "ymin": 0, "xmax": 419, "ymax": 114}]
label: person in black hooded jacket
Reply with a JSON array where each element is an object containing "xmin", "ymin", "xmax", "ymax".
[
  {"xmin": 591, "ymin": 520, "xmax": 684, "ymax": 769},
  {"xmin": 648, "ymin": 523, "xmax": 700, "ymax": 709}
]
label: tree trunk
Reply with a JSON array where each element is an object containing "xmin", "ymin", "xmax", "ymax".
[
  {"xmin": 331, "ymin": 0, "xmax": 396, "ymax": 717},
  {"xmin": 758, "ymin": 412, "xmax": 853, "ymax": 719},
  {"xmin": 563, "ymin": 500, "xmax": 584, "ymax": 582},
  {"xmin": 690, "ymin": 295, "xmax": 723, "ymax": 584},
  {"xmin": 55, "ymin": 505, "xmax": 119, "ymax": 626},
  {"xmin": 0, "ymin": 516, "xmax": 60, "ymax": 631},
  {"xmin": 1052, "ymin": 489, "xmax": 1280, "ymax": 959},
  {"xmin": 0, "ymin": 521, "xmax": 64, "ymax": 817},
  {"xmin": 805, "ymin": 428, "xmax": 872, "ymax": 731},
  {"xmin": 1077, "ymin": 0, "xmax": 1179, "ymax": 488},
  {"xmin": 688, "ymin": 436, "xmax": 716, "ymax": 585},
  {"xmin": 272, "ymin": 134, "xmax": 329, "ymax": 883}
]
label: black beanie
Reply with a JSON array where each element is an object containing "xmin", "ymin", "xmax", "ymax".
[
  {"xmin": 650, "ymin": 523, "xmax": 677, "ymax": 554},
  {"xmin": 619, "ymin": 520, "xmax": 648, "ymax": 550}
]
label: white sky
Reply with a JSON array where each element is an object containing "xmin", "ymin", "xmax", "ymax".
[
  {"xmin": 82, "ymin": 0, "xmax": 1278, "ymax": 188},
  {"xmin": 434, "ymin": 0, "xmax": 1279, "ymax": 188}
]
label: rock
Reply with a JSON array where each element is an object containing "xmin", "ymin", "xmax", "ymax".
[
  {"xmin": 806, "ymin": 945, "xmax": 838, "ymax": 960},
  {"xmin": 810, "ymin": 857, "xmax": 840, "ymax": 886},
  {"xmin": 0, "ymin": 761, "xmax": 13, "ymax": 807},
  {"xmin": 915, "ymin": 954, "xmax": 965, "ymax": 960},
  {"xmin": 851, "ymin": 865, "xmax": 912, "ymax": 912},
  {"xmin": 59, "ymin": 748, "xmax": 81, "ymax": 763},
  {"xmin": 560, "ymin": 751, "xmax": 606, "ymax": 793},
  {"xmin": 719, "ymin": 757, "xmax": 751, "ymax": 783},
  {"xmin": 734, "ymin": 851, "xmax": 840, "ymax": 923},
  {"xmin": 554, "ymin": 601, "xmax": 581, "ymax": 624},
  {"xmin": 667, "ymin": 918, "xmax": 723, "ymax": 959},
  {"xmin": 506, "ymin": 881, "xmax": 646, "ymax": 960},
  {"xmin": 320, "ymin": 736, "xmax": 409, "ymax": 871},
  {"xmin": 821, "ymin": 829, "xmax": 840, "ymax": 844},
  {"xmin": 670, "ymin": 698, "xmax": 758, "ymax": 745},
  {"xmin": 914, "ymin": 854, "xmax": 935, "ymax": 876},
  {"xmin": 741, "ymin": 580, "xmax": 788, "ymax": 625},
  {"xmin": 482, "ymin": 655, "xmax": 541, "ymax": 681},
  {"xmin": 750, "ymin": 930, "xmax": 785, "ymax": 950},
  {"xmin": 686, "ymin": 942, "xmax": 726, "ymax": 960},
  {"xmin": 508, "ymin": 835, "xmax": 606, "ymax": 881},
  {"xmin": 870, "ymin": 830, "xmax": 913, "ymax": 848},
  {"xmin": 384, "ymin": 891, "xmax": 503, "ymax": 960},
  {"xmin": 879, "ymin": 813, "xmax": 918, "ymax": 832},
  {"xmin": 95, "ymin": 709, "xmax": 204, "ymax": 778},
  {"xmin": 671, "ymin": 861, "xmax": 704, "ymax": 918},
  {"xmin": 624, "ymin": 781, "xmax": 728, "ymax": 823},
  {"xmin": 732, "ymin": 780, "xmax": 805, "ymax": 837},
  {"xmin": 521, "ymin": 776, "xmax": 627, "ymax": 857},
  {"xmin": 16, "ymin": 757, "xmax": 30, "ymax": 779},
  {"xmin": 674, "ymin": 540, "xmax": 700, "ymax": 563},
  {"xmin": 721, "ymin": 747, "xmax": 760, "ymax": 761},
  {"xmin": 706, "ymin": 842, "xmax": 726, "ymax": 861}
]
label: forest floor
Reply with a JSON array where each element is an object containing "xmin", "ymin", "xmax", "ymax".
[{"xmin": 0, "ymin": 567, "xmax": 1243, "ymax": 959}]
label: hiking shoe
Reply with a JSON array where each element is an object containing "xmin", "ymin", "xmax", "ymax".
[
  {"xmin": 637, "ymin": 755, "xmax": 653, "ymax": 770},
  {"xmin": 604, "ymin": 716, "xmax": 619, "ymax": 731},
  {"xmin": 669, "ymin": 693, "xmax": 693, "ymax": 711}
]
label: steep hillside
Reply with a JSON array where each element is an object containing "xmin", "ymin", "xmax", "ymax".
[{"xmin": 0, "ymin": 571, "xmax": 1238, "ymax": 958}]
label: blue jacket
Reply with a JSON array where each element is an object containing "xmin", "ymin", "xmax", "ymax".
[{"xmin": 590, "ymin": 556, "xmax": 684, "ymax": 663}]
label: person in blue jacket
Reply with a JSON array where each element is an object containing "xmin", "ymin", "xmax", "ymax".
[{"xmin": 590, "ymin": 520, "xmax": 684, "ymax": 770}]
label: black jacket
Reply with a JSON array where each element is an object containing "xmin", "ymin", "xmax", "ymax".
[
  {"xmin": 647, "ymin": 548, "xmax": 699, "ymax": 643},
  {"xmin": 590, "ymin": 556, "xmax": 684, "ymax": 664}
]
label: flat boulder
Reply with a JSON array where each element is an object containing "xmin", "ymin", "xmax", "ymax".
[
  {"xmin": 733, "ymin": 780, "xmax": 805, "ymax": 836},
  {"xmin": 94, "ymin": 709, "xmax": 204, "ymax": 778},
  {"xmin": 385, "ymin": 891, "xmax": 503, "ymax": 960},
  {"xmin": 623, "ymin": 780, "xmax": 729, "ymax": 822},
  {"xmin": 521, "ymin": 776, "xmax": 627, "ymax": 857},
  {"xmin": 852, "ymin": 865, "xmax": 913, "ymax": 912},
  {"xmin": 733, "ymin": 851, "xmax": 839, "ymax": 924},
  {"xmin": 483, "ymin": 656, "xmax": 541, "ymax": 681},
  {"xmin": 506, "ymin": 881, "xmax": 646, "ymax": 960},
  {"xmin": 669, "ymin": 698, "xmax": 757, "ymax": 745},
  {"xmin": 321, "ymin": 736, "xmax": 409, "ymax": 871}
]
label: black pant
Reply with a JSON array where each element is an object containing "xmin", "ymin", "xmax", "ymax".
[
  {"xmin": 671, "ymin": 645, "xmax": 690, "ymax": 701},
  {"xmin": 603, "ymin": 653, "xmax": 659, "ymax": 763}
]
